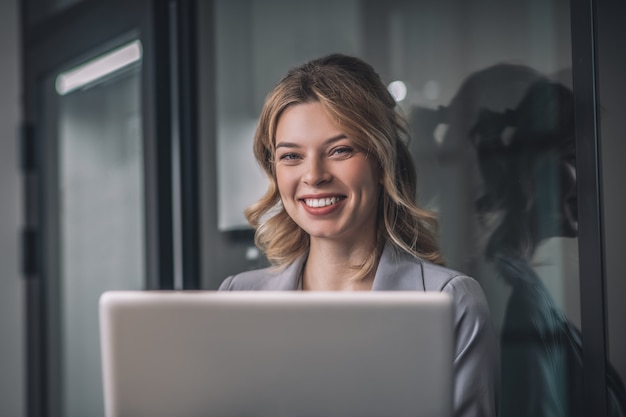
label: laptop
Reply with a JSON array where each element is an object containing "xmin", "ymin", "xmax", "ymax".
[{"xmin": 99, "ymin": 291, "xmax": 454, "ymax": 417}]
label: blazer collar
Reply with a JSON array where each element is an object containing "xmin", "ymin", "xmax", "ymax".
[
  {"xmin": 371, "ymin": 242, "xmax": 425, "ymax": 291},
  {"xmin": 271, "ymin": 254, "xmax": 306, "ymax": 291},
  {"xmin": 276, "ymin": 242, "xmax": 425, "ymax": 291}
]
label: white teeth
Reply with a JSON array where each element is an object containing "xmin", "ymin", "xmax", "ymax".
[{"xmin": 304, "ymin": 197, "xmax": 340, "ymax": 208}]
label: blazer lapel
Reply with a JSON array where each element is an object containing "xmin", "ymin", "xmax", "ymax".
[
  {"xmin": 273, "ymin": 243, "xmax": 425, "ymax": 291},
  {"xmin": 269, "ymin": 254, "xmax": 306, "ymax": 290},
  {"xmin": 371, "ymin": 243, "xmax": 426, "ymax": 291}
]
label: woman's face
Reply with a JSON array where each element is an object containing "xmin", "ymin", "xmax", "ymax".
[{"xmin": 274, "ymin": 101, "xmax": 380, "ymax": 246}]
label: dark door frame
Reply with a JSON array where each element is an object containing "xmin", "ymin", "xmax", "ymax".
[{"xmin": 570, "ymin": 0, "xmax": 611, "ymax": 415}]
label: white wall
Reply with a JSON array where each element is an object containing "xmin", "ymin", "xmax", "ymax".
[{"xmin": 0, "ymin": 0, "xmax": 24, "ymax": 416}]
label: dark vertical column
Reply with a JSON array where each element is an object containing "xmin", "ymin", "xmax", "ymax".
[
  {"xmin": 596, "ymin": 0, "xmax": 626, "ymax": 414},
  {"xmin": 177, "ymin": 0, "xmax": 200, "ymax": 289},
  {"xmin": 21, "ymin": 0, "xmax": 46, "ymax": 413},
  {"xmin": 151, "ymin": 0, "xmax": 175, "ymax": 289},
  {"xmin": 570, "ymin": 0, "xmax": 608, "ymax": 416}
]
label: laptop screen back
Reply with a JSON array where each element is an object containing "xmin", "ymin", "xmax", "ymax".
[{"xmin": 99, "ymin": 291, "xmax": 453, "ymax": 417}]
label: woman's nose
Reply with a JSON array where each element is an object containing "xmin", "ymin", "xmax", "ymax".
[{"xmin": 303, "ymin": 157, "xmax": 332, "ymax": 186}]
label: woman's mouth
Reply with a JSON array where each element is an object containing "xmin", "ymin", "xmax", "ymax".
[{"xmin": 303, "ymin": 196, "xmax": 345, "ymax": 208}]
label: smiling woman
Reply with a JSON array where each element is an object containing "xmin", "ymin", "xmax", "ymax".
[
  {"xmin": 219, "ymin": 54, "xmax": 500, "ymax": 417},
  {"xmin": 246, "ymin": 55, "xmax": 444, "ymax": 280},
  {"xmin": 274, "ymin": 102, "xmax": 381, "ymax": 266}
]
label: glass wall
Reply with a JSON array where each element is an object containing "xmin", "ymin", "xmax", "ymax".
[
  {"xmin": 44, "ymin": 42, "xmax": 145, "ymax": 417},
  {"xmin": 198, "ymin": 0, "xmax": 609, "ymax": 415}
]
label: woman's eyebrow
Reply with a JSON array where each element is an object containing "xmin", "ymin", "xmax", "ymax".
[
  {"xmin": 324, "ymin": 134, "xmax": 348, "ymax": 145},
  {"xmin": 275, "ymin": 134, "xmax": 348, "ymax": 149},
  {"xmin": 275, "ymin": 141, "xmax": 300, "ymax": 149}
]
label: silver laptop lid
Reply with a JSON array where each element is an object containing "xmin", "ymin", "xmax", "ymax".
[{"xmin": 100, "ymin": 291, "xmax": 453, "ymax": 417}]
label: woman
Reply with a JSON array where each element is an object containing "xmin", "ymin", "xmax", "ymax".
[
  {"xmin": 219, "ymin": 54, "xmax": 500, "ymax": 417},
  {"xmin": 468, "ymin": 78, "xmax": 625, "ymax": 417}
]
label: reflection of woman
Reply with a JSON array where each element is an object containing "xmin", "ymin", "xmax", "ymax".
[
  {"xmin": 219, "ymin": 54, "xmax": 499, "ymax": 417},
  {"xmin": 469, "ymin": 79, "xmax": 577, "ymax": 417},
  {"xmin": 469, "ymin": 79, "xmax": 625, "ymax": 417}
]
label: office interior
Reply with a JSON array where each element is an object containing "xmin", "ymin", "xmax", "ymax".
[{"xmin": 0, "ymin": 0, "xmax": 624, "ymax": 416}]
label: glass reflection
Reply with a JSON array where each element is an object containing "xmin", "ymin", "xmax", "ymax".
[
  {"xmin": 412, "ymin": 66, "xmax": 625, "ymax": 416},
  {"xmin": 209, "ymin": 0, "xmax": 626, "ymax": 415},
  {"xmin": 469, "ymin": 77, "xmax": 577, "ymax": 417}
]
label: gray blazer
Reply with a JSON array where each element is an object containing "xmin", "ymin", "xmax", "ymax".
[{"xmin": 219, "ymin": 243, "xmax": 500, "ymax": 417}]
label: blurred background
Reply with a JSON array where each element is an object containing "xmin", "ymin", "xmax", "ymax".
[{"xmin": 1, "ymin": 0, "xmax": 625, "ymax": 416}]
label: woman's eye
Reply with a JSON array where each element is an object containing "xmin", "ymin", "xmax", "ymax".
[
  {"xmin": 278, "ymin": 153, "xmax": 300, "ymax": 161},
  {"xmin": 331, "ymin": 147, "xmax": 354, "ymax": 157}
]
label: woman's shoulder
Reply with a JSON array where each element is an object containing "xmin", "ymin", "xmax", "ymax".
[
  {"xmin": 420, "ymin": 261, "xmax": 489, "ymax": 310},
  {"xmin": 395, "ymin": 246, "xmax": 482, "ymax": 293},
  {"xmin": 419, "ymin": 261, "xmax": 475, "ymax": 291},
  {"xmin": 376, "ymin": 243, "xmax": 483, "ymax": 295}
]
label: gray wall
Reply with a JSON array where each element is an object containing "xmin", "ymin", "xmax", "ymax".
[{"xmin": 0, "ymin": 0, "xmax": 25, "ymax": 416}]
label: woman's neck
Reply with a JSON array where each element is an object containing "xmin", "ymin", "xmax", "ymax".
[{"xmin": 302, "ymin": 238, "xmax": 377, "ymax": 291}]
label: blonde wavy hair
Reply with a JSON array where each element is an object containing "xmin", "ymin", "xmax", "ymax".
[{"xmin": 246, "ymin": 54, "xmax": 444, "ymax": 279}]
